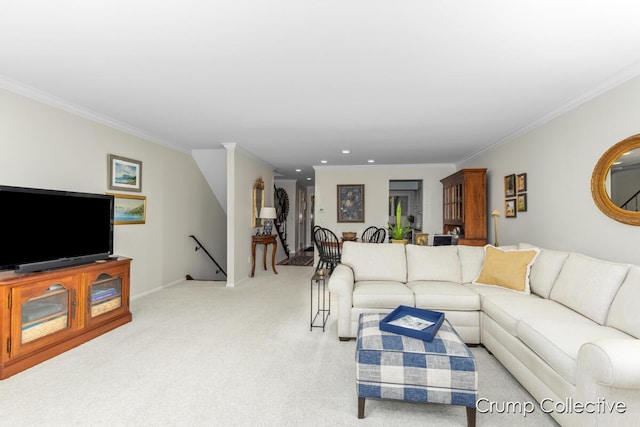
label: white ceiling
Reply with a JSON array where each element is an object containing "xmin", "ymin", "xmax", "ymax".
[{"xmin": 3, "ymin": 1, "xmax": 640, "ymax": 184}]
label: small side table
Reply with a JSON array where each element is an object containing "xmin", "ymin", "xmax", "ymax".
[
  {"xmin": 310, "ymin": 271, "xmax": 330, "ymax": 331},
  {"xmin": 251, "ymin": 234, "xmax": 278, "ymax": 277}
]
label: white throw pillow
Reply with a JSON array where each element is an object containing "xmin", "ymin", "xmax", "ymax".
[
  {"xmin": 341, "ymin": 241, "xmax": 407, "ymax": 283},
  {"xmin": 406, "ymin": 245, "xmax": 461, "ymax": 283},
  {"xmin": 519, "ymin": 243, "xmax": 569, "ymax": 298},
  {"xmin": 550, "ymin": 253, "xmax": 629, "ymax": 325},
  {"xmin": 457, "ymin": 245, "xmax": 485, "ymax": 284},
  {"xmin": 606, "ymin": 266, "xmax": 640, "ymax": 338}
]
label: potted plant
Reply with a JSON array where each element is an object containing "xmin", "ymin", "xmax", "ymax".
[{"xmin": 388, "ymin": 202, "xmax": 412, "ymax": 244}]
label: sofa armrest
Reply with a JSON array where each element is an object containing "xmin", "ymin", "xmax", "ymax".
[
  {"xmin": 328, "ymin": 264, "xmax": 355, "ymax": 297},
  {"xmin": 575, "ymin": 339, "xmax": 640, "ymax": 426},
  {"xmin": 578, "ymin": 339, "xmax": 640, "ymax": 389},
  {"xmin": 328, "ymin": 264, "xmax": 355, "ymax": 339}
]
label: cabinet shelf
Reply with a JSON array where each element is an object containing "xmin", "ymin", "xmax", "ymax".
[{"xmin": 22, "ymin": 311, "xmax": 67, "ymax": 330}]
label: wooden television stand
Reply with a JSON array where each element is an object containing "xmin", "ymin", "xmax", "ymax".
[{"xmin": 0, "ymin": 257, "xmax": 132, "ymax": 379}]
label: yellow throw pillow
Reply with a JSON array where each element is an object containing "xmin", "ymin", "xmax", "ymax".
[{"xmin": 473, "ymin": 245, "xmax": 539, "ymax": 293}]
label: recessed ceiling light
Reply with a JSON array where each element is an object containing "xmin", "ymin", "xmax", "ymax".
[
  {"xmin": 368, "ymin": 159, "xmax": 375, "ymax": 163},
  {"xmin": 306, "ymin": 177, "xmax": 312, "ymax": 181},
  {"xmin": 295, "ymin": 169, "xmax": 302, "ymax": 172},
  {"xmin": 613, "ymin": 161, "xmax": 622, "ymax": 165},
  {"xmin": 623, "ymin": 151, "xmax": 631, "ymax": 156},
  {"xmin": 320, "ymin": 160, "xmax": 328, "ymax": 164},
  {"xmin": 341, "ymin": 150, "xmax": 350, "ymax": 154}
]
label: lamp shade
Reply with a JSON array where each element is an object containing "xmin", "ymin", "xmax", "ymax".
[{"xmin": 260, "ymin": 207, "xmax": 277, "ymax": 219}]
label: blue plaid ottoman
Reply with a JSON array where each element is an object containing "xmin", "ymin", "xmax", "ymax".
[{"xmin": 356, "ymin": 313, "xmax": 477, "ymax": 426}]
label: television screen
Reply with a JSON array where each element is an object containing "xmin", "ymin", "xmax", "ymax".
[{"xmin": 0, "ymin": 185, "xmax": 114, "ymax": 272}]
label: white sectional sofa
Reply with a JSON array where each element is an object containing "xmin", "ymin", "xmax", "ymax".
[{"xmin": 328, "ymin": 241, "xmax": 640, "ymax": 427}]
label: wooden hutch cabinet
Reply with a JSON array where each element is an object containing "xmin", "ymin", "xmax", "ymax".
[
  {"xmin": 0, "ymin": 258, "xmax": 131, "ymax": 379},
  {"xmin": 440, "ymin": 169, "xmax": 487, "ymax": 246}
]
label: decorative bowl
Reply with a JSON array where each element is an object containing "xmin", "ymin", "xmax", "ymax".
[{"xmin": 342, "ymin": 232, "xmax": 357, "ymax": 240}]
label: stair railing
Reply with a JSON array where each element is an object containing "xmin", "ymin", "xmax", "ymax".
[
  {"xmin": 620, "ymin": 188, "xmax": 640, "ymax": 212},
  {"xmin": 188, "ymin": 235, "xmax": 226, "ymax": 277}
]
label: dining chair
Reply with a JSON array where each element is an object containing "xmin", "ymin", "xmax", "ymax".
[
  {"xmin": 313, "ymin": 227, "xmax": 342, "ymax": 273},
  {"xmin": 360, "ymin": 226, "xmax": 379, "ymax": 243}
]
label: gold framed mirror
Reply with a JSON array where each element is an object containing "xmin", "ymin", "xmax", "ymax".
[
  {"xmin": 591, "ymin": 134, "xmax": 640, "ymax": 225},
  {"xmin": 253, "ymin": 177, "xmax": 265, "ymax": 228}
]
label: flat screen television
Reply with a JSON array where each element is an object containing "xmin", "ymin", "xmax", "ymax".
[{"xmin": 0, "ymin": 185, "xmax": 114, "ymax": 273}]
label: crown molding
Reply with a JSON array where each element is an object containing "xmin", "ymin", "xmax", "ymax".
[
  {"xmin": 0, "ymin": 74, "xmax": 187, "ymax": 153},
  {"xmin": 461, "ymin": 60, "xmax": 640, "ymax": 165}
]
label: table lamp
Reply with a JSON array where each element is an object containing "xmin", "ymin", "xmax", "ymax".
[
  {"xmin": 491, "ymin": 210, "xmax": 500, "ymax": 246},
  {"xmin": 260, "ymin": 207, "xmax": 277, "ymax": 235}
]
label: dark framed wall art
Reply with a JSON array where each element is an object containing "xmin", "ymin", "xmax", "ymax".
[
  {"xmin": 517, "ymin": 193, "xmax": 528, "ymax": 212},
  {"xmin": 505, "ymin": 199, "xmax": 517, "ymax": 218},
  {"xmin": 337, "ymin": 184, "xmax": 365, "ymax": 223},
  {"xmin": 504, "ymin": 174, "xmax": 516, "ymax": 197},
  {"xmin": 516, "ymin": 173, "xmax": 527, "ymax": 193}
]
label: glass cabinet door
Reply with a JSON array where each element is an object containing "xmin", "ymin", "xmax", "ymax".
[
  {"xmin": 21, "ymin": 285, "xmax": 69, "ymax": 344},
  {"xmin": 11, "ymin": 275, "xmax": 78, "ymax": 354},
  {"xmin": 88, "ymin": 272, "xmax": 123, "ymax": 320}
]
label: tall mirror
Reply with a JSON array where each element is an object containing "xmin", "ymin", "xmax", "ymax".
[
  {"xmin": 253, "ymin": 177, "xmax": 265, "ymax": 228},
  {"xmin": 591, "ymin": 134, "xmax": 640, "ymax": 225}
]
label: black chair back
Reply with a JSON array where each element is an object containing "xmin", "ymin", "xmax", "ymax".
[
  {"xmin": 371, "ymin": 227, "xmax": 387, "ymax": 243},
  {"xmin": 313, "ymin": 227, "xmax": 342, "ymax": 272},
  {"xmin": 361, "ymin": 226, "xmax": 387, "ymax": 243},
  {"xmin": 361, "ymin": 226, "xmax": 378, "ymax": 243}
]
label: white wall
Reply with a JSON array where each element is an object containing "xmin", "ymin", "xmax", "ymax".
[
  {"xmin": 314, "ymin": 164, "xmax": 455, "ymax": 241},
  {"xmin": 462, "ymin": 74, "xmax": 640, "ymax": 265},
  {"xmin": 0, "ymin": 88, "xmax": 226, "ymax": 296},
  {"xmin": 192, "ymin": 148, "xmax": 227, "ymax": 213},
  {"xmin": 228, "ymin": 147, "xmax": 276, "ymax": 284}
]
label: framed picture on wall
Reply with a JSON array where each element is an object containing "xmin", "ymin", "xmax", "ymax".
[
  {"xmin": 505, "ymin": 198, "xmax": 517, "ymax": 218},
  {"xmin": 337, "ymin": 184, "xmax": 365, "ymax": 222},
  {"xmin": 504, "ymin": 174, "xmax": 516, "ymax": 197},
  {"xmin": 517, "ymin": 193, "xmax": 527, "ymax": 212},
  {"xmin": 108, "ymin": 154, "xmax": 142, "ymax": 192},
  {"xmin": 517, "ymin": 173, "xmax": 527, "ymax": 193},
  {"xmin": 108, "ymin": 193, "xmax": 147, "ymax": 225}
]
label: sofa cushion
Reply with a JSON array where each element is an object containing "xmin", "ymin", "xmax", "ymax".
[
  {"xmin": 406, "ymin": 245, "xmax": 461, "ymax": 283},
  {"xmin": 408, "ymin": 281, "xmax": 481, "ymax": 311},
  {"xmin": 550, "ymin": 253, "xmax": 630, "ymax": 325},
  {"xmin": 480, "ymin": 292, "xmax": 587, "ymax": 336},
  {"xmin": 606, "ymin": 266, "xmax": 640, "ymax": 338},
  {"xmin": 457, "ymin": 245, "xmax": 485, "ymax": 284},
  {"xmin": 352, "ymin": 281, "xmax": 414, "ymax": 308},
  {"xmin": 341, "ymin": 242, "xmax": 407, "ymax": 283},
  {"xmin": 517, "ymin": 317, "xmax": 633, "ymax": 385},
  {"xmin": 519, "ymin": 243, "xmax": 569, "ymax": 298},
  {"xmin": 473, "ymin": 245, "xmax": 539, "ymax": 294}
]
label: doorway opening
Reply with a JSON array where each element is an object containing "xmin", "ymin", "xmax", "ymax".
[{"xmin": 389, "ymin": 180, "xmax": 424, "ymax": 243}]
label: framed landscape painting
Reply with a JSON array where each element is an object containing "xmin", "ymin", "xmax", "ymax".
[
  {"xmin": 109, "ymin": 193, "xmax": 147, "ymax": 225},
  {"xmin": 108, "ymin": 154, "xmax": 142, "ymax": 192},
  {"xmin": 337, "ymin": 184, "xmax": 365, "ymax": 223}
]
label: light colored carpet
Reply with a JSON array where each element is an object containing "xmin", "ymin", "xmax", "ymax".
[{"xmin": 0, "ymin": 266, "xmax": 557, "ymax": 426}]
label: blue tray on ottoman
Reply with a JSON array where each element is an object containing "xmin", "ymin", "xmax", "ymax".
[{"xmin": 379, "ymin": 305, "xmax": 445, "ymax": 341}]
